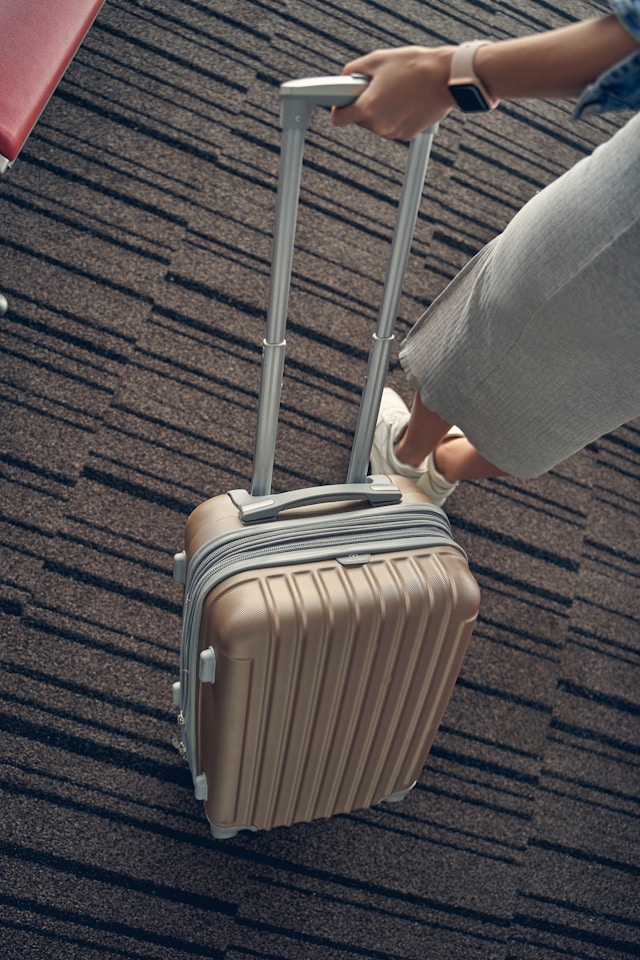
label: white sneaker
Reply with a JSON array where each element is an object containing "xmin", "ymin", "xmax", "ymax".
[
  {"xmin": 370, "ymin": 388, "xmax": 460, "ymax": 507},
  {"xmin": 419, "ymin": 451, "xmax": 459, "ymax": 507},
  {"xmin": 370, "ymin": 389, "xmax": 425, "ymax": 483}
]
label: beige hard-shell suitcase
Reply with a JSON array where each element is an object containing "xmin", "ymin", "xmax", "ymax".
[{"xmin": 173, "ymin": 77, "xmax": 480, "ymax": 839}]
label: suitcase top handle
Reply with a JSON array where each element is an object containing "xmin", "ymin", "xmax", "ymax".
[
  {"xmin": 231, "ymin": 476, "xmax": 402, "ymax": 524},
  {"xmin": 279, "ymin": 74, "xmax": 370, "ymax": 129}
]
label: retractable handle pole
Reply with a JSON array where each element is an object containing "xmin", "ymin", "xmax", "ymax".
[
  {"xmin": 250, "ymin": 75, "xmax": 435, "ymax": 497},
  {"xmin": 251, "ymin": 76, "xmax": 370, "ymax": 497},
  {"xmin": 346, "ymin": 127, "xmax": 435, "ymax": 482}
]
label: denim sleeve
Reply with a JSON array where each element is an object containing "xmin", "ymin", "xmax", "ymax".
[
  {"xmin": 609, "ymin": 0, "xmax": 640, "ymax": 41},
  {"xmin": 574, "ymin": 0, "xmax": 640, "ymax": 117}
]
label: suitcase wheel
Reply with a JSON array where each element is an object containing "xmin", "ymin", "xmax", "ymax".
[{"xmin": 378, "ymin": 781, "xmax": 417, "ymax": 805}]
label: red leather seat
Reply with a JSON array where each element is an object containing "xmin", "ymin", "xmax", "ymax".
[{"xmin": 0, "ymin": 0, "xmax": 105, "ymax": 168}]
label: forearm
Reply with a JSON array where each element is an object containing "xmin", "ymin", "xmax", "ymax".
[
  {"xmin": 474, "ymin": 14, "xmax": 640, "ymax": 103},
  {"xmin": 331, "ymin": 12, "xmax": 640, "ymax": 139}
]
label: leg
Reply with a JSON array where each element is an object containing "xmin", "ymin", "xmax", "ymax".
[
  {"xmin": 399, "ymin": 113, "xmax": 640, "ymax": 480},
  {"xmin": 370, "ymin": 387, "xmax": 505, "ymax": 506},
  {"xmin": 394, "ymin": 391, "xmax": 451, "ymax": 466},
  {"xmin": 396, "ymin": 390, "xmax": 507, "ymax": 485},
  {"xmin": 432, "ymin": 435, "xmax": 507, "ymax": 483}
]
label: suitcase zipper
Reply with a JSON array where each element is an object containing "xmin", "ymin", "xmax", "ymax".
[{"xmin": 185, "ymin": 503, "xmax": 454, "ymax": 598}]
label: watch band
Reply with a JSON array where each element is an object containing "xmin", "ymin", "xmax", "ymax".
[{"xmin": 448, "ymin": 40, "xmax": 500, "ymax": 110}]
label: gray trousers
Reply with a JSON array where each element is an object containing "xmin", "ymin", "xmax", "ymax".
[{"xmin": 400, "ymin": 111, "xmax": 640, "ymax": 477}]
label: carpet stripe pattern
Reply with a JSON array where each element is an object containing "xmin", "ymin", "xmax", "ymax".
[{"xmin": 1, "ymin": 2, "xmax": 638, "ymax": 958}]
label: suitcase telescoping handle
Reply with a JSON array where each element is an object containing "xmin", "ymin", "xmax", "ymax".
[{"xmin": 250, "ymin": 75, "xmax": 436, "ymax": 502}]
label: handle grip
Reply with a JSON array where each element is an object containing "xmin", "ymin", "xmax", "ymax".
[
  {"xmin": 231, "ymin": 476, "xmax": 401, "ymax": 523},
  {"xmin": 280, "ymin": 74, "xmax": 369, "ymax": 129}
]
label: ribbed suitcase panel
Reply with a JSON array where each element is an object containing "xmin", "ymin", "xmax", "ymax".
[{"xmin": 197, "ymin": 547, "xmax": 479, "ymax": 833}]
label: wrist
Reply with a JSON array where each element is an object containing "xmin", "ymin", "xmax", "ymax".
[
  {"xmin": 472, "ymin": 42, "xmax": 498, "ymax": 100},
  {"xmin": 448, "ymin": 41, "xmax": 500, "ymax": 112},
  {"xmin": 427, "ymin": 44, "xmax": 459, "ymax": 111}
]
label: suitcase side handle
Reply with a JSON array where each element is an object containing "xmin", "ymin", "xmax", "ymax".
[{"xmin": 230, "ymin": 476, "xmax": 402, "ymax": 523}]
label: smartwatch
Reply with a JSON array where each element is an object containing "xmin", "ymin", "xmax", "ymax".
[{"xmin": 448, "ymin": 41, "xmax": 499, "ymax": 113}]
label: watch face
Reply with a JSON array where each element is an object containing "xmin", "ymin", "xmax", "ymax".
[{"xmin": 449, "ymin": 83, "xmax": 490, "ymax": 113}]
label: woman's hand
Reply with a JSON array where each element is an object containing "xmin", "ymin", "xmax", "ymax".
[
  {"xmin": 330, "ymin": 45, "xmax": 457, "ymax": 140},
  {"xmin": 331, "ymin": 16, "xmax": 640, "ymax": 140}
]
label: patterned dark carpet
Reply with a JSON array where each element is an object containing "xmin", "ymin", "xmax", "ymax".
[{"xmin": 1, "ymin": 1, "xmax": 638, "ymax": 958}]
